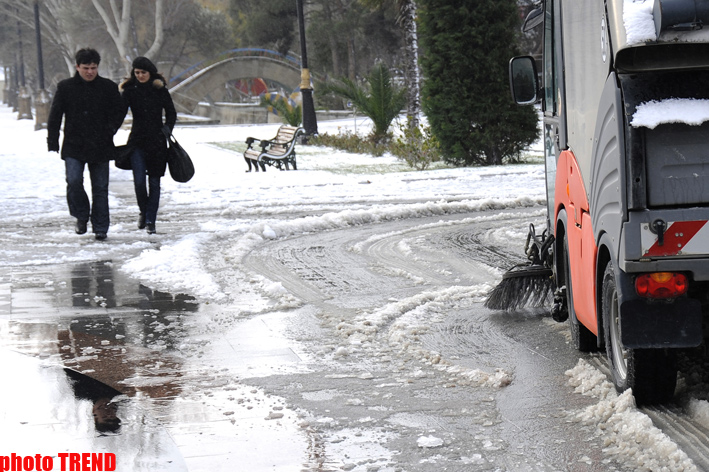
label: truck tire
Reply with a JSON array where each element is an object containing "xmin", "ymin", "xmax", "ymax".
[
  {"xmin": 601, "ymin": 262, "xmax": 677, "ymax": 405},
  {"xmin": 564, "ymin": 236, "xmax": 597, "ymax": 352}
]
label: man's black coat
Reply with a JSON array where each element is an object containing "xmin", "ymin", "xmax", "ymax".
[{"xmin": 47, "ymin": 73, "xmax": 124, "ymax": 162}]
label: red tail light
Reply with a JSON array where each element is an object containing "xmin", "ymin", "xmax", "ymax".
[{"xmin": 635, "ymin": 272, "xmax": 688, "ymax": 298}]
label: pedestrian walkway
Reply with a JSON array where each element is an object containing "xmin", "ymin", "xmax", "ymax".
[{"xmin": 0, "ymin": 104, "xmax": 313, "ymax": 471}]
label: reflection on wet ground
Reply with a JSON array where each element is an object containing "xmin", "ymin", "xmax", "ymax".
[
  {"xmin": 1, "ymin": 260, "xmax": 197, "ymax": 398},
  {"xmin": 65, "ymin": 367, "xmax": 123, "ymax": 433},
  {"xmin": 0, "ymin": 261, "xmax": 197, "ymax": 470}
]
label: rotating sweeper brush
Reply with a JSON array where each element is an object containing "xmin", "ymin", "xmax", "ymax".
[{"xmin": 484, "ymin": 224, "xmax": 554, "ymax": 311}]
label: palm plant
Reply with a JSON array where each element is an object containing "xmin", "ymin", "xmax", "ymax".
[
  {"xmin": 322, "ymin": 63, "xmax": 406, "ymax": 143},
  {"xmin": 260, "ymin": 94, "xmax": 302, "ymax": 127},
  {"xmin": 360, "ymin": 0, "xmax": 421, "ymax": 128}
]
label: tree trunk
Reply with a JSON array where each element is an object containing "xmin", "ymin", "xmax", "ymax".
[
  {"xmin": 399, "ymin": 0, "xmax": 420, "ymax": 129},
  {"xmin": 144, "ymin": 0, "xmax": 166, "ymax": 60},
  {"xmin": 321, "ymin": 2, "xmax": 342, "ymax": 77},
  {"xmin": 347, "ymin": 36, "xmax": 356, "ymax": 81},
  {"xmin": 90, "ymin": 0, "xmax": 132, "ymax": 70}
]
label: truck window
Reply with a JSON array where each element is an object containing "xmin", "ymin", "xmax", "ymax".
[{"xmin": 543, "ymin": 0, "xmax": 560, "ymax": 116}]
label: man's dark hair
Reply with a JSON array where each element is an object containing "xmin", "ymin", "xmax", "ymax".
[{"xmin": 75, "ymin": 48, "xmax": 101, "ymax": 66}]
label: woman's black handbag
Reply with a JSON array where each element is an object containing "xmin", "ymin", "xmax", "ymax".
[
  {"xmin": 114, "ymin": 144, "xmax": 133, "ymax": 170},
  {"xmin": 163, "ymin": 130, "xmax": 195, "ymax": 183}
]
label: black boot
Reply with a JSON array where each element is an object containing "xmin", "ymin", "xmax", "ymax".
[{"xmin": 75, "ymin": 219, "xmax": 88, "ymax": 235}]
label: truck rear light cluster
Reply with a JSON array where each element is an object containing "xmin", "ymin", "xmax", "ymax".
[{"xmin": 635, "ymin": 272, "xmax": 688, "ymax": 298}]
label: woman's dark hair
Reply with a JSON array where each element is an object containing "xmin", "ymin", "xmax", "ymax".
[
  {"xmin": 75, "ymin": 48, "xmax": 101, "ymax": 66},
  {"xmin": 132, "ymin": 56, "xmax": 157, "ymax": 75}
]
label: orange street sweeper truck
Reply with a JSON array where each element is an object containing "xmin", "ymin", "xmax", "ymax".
[{"xmin": 494, "ymin": 0, "xmax": 709, "ymax": 404}]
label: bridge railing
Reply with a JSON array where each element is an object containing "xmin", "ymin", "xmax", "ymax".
[{"xmin": 168, "ymin": 48, "xmax": 302, "ymax": 87}]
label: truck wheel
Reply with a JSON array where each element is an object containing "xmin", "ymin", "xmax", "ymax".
[
  {"xmin": 564, "ymin": 237, "xmax": 596, "ymax": 352},
  {"xmin": 601, "ymin": 263, "xmax": 677, "ymax": 405}
]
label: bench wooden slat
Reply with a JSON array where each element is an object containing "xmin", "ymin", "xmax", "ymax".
[
  {"xmin": 244, "ymin": 148, "xmax": 261, "ymax": 159},
  {"xmin": 243, "ymin": 125, "xmax": 304, "ymax": 171}
]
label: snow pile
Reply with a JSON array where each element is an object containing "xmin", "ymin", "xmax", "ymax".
[
  {"xmin": 121, "ymin": 234, "xmax": 226, "ymax": 301},
  {"xmin": 686, "ymin": 398, "xmax": 709, "ymax": 430},
  {"xmin": 566, "ymin": 359, "xmax": 697, "ymax": 471},
  {"xmin": 624, "ymin": 0, "xmax": 656, "ymax": 45},
  {"xmin": 239, "ymin": 197, "xmax": 543, "ymax": 244},
  {"xmin": 417, "ymin": 435, "xmax": 444, "ymax": 448},
  {"xmin": 349, "ymin": 210, "xmax": 543, "ymax": 255},
  {"xmin": 631, "ymin": 98, "xmax": 709, "ymax": 129},
  {"xmin": 333, "ymin": 284, "xmax": 512, "ymax": 388}
]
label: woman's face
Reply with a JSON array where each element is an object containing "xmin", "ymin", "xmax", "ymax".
[{"xmin": 134, "ymin": 68, "xmax": 150, "ymax": 83}]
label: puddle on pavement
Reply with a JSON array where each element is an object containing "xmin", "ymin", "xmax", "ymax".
[
  {"xmin": 1, "ymin": 261, "xmax": 311, "ymax": 471},
  {"xmin": 0, "ymin": 261, "xmax": 326, "ymax": 472},
  {"xmin": 0, "ymin": 261, "xmax": 201, "ymax": 469},
  {"xmin": 0, "ymin": 260, "xmax": 200, "ymax": 398}
]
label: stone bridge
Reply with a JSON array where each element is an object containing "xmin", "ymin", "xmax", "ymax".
[{"xmin": 168, "ymin": 49, "xmax": 303, "ymax": 114}]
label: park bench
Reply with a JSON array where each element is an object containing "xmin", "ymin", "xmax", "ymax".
[{"xmin": 243, "ymin": 125, "xmax": 304, "ymax": 171}]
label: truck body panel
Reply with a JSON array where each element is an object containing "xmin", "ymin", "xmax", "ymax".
[{"xmin": 555, "ymin": 150, "xmax": 598, "ymax": 335}]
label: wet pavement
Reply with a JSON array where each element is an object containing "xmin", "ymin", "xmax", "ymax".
[{"xmin": 0, "ymin": 262, "xmax": 309, "ymax": 471}]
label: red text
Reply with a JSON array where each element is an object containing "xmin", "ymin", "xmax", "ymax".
[
  {"xmin": 0, "ymin": 453, "xmax": 116, "ymax": 472},
  {"xmin": 0, "ymin": 454, "xmax": 52, "ymax": 472},
  {"xmin": 57, "ymin": 453, "xmax": 116, "ymax": 471}
]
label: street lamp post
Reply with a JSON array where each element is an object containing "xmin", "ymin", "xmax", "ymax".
[
  {"xmin": 296, "ymin": 0, "xmax": 317, "ymax": 138},
  {"xmin": 34, "ymin": 1, "xmax": 50, "ymax": 130},
  {"xmin": 16, "ymin": 18, "xmax": 33, "ymax": 120},
  {"xmin": 10, "ymin": 63, "xmax": 19, "ymax": 111},
  {"xmin": 3, "ymin": 66, "xmax": 10, "ymax": 105}
]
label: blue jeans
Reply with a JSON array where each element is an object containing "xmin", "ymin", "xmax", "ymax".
[
  {"xmin": 130, "ymin": 148, "xmax": 161, "ymax": 224},
  {"xmin": 65, "ymin": 157, "xmax": 110, "ymax": 233}
]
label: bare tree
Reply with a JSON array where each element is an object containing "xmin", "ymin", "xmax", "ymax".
[
  {"xmin": 1, "ymin": 0, "xmax": 169, "ymax": 82},
  {"xmin": 0, "ymin": 1, "xmax": 84, "ymax": 75},
  {"xmin": 90, "ymin": 0, "xmax": 166, "ymax": 69}
]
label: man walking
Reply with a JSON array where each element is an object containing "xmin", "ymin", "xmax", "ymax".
[{"xmin": 47, "ymin": 48, "xmax": 124, "ymax": 241}]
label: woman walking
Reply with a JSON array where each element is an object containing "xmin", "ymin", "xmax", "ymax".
[{"xmin": 120, "ymin": 57, "xmax": 176, "ymax": 234}]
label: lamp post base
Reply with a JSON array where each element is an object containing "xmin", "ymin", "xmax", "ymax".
[
  {"xmin": 301, "ymin": 88, "xmax": 318, "ymax": 138},
  {"xmin": 17, "ymin": 87, "xmax": 32, "ymax": 120},
  {"xmin": 34, "ymin": 89, "xmax": 50, "ymax": 130}
]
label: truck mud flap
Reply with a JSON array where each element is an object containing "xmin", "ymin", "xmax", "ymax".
[{"xmin": 620, "ymin": 298, "xmax": 703, "ymax": 348}]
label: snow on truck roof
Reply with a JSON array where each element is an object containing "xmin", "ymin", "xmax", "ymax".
[
  {"xmin": 623, "ymin": 0, "xmax": 656, "ymax": 45},
  {"xmin": 624, "ymin": 0, "xmax": 709, "ymax": 45}
]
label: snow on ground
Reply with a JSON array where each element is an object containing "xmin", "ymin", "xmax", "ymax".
[
  {"xmin": 3, "ymin": 103, "xmax": 709, "ymax": 469},
  {"xmin": 567, "ymin": 359, "xmax": 697, "ymax": 472}
]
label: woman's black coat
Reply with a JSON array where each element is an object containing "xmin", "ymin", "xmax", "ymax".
[{"xmin": 120, "ymin": 76, "xmax": 177, "ymax": 177}]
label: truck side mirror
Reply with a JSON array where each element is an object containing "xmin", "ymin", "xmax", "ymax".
[{"xmin": 509, "ymin": 56, "xmax": 539, "ymax": 105}]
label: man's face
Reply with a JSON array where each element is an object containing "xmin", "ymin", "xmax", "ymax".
[{"xmin": 76, "ymin": 63, "xmax": 98, "ymax": 82}]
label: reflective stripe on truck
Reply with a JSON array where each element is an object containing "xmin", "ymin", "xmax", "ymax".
[{"xmin": 641, "ymin": 220, "xmax": 709, "ymax": 257}]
